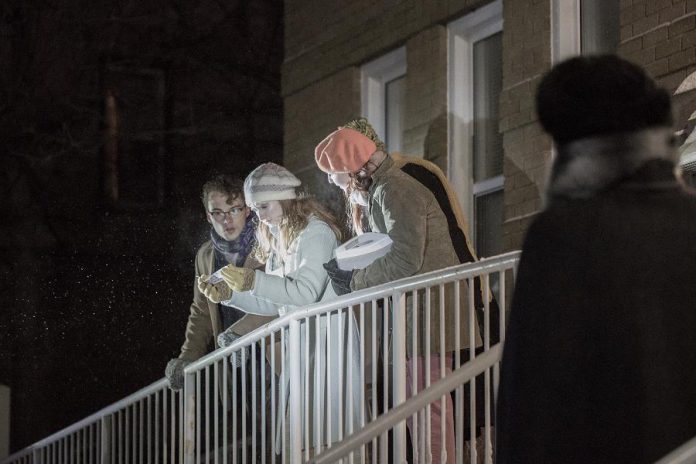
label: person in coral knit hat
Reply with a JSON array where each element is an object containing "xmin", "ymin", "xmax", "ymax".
[{"xmin": 315, "ymin": 121, "xmax": 483, "ymax": 464}]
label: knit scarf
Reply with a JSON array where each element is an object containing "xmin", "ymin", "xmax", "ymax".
[{"xmin": 209, "ymin": 215, "xmax": 257, "ymax": 267}]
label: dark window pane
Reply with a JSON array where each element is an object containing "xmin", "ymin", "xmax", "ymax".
[
  {"xmin": 475, "ymin": 189, "xmax": 504, "ymax": 258},
  {"xmin": 581, "ymin": 0, "xmax": 620, "ymax": 54},
  {"xmin": 473, "ymin": 32, "xmax": 503, "ymax": 183}
]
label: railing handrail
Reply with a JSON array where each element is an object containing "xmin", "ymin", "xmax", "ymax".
[
  {"xmin": 655, "ymin": 435, "xmax": 696, "ymax": 464},
  {"xmin": 308, "ymin": 344, "xmax": 503, "ymax": 464},
  {"xmin": 2, "ymin": 251, "xmax": 520, "ymax": 463},
  {"xmin": 2, "ymin": 378, "xmax": 168, "ymax": 463},
  {"xmin": 186, "ymin": 251, "xmax": 521, "ymax": 372}
]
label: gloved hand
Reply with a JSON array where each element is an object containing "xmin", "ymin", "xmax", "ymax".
[
  {"xmin": 165, "ymin": 358, "xmax": 190, "ymax": 391},
  {"xmin": 197, "ymin": 274, "xmax": 232, "ymax": 303},
  {"xmin": 323, "ymin": 258, "xmax": 354, "ymax": 296},
  {"xmin": 220, "ymin": 265, "xmax": 256, "ymax": 292},
  {"xmin": 217, "ymin": 329, "xmax": 249, "ymax": 369}
]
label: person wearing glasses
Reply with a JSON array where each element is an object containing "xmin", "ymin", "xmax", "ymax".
[
  {"xmin": 164, "ymin": 174, "xmax": 275, "ymax": 390},
  {"xmin": 198, "ymin": 162, "xmax": 362, "ymax": 453},
  {"xmin": 314, "ymin": 125, "xmax": 483, "ymax": 464}
]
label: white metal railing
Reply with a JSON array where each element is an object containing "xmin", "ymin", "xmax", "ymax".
[
  {"xmin": 2, "ymin": 251, "xmax": 521, "ymax": 464},
  {"xmin": 308, "ymin": 344, "xmax": 503, "ymax": 464},
  {"xmin": 655, "ymin": 436, "xmax": 696, "ymax": 464},
  {"xmin": 2, "ymin": 379, "xmax": 184, "ymax": 464}
]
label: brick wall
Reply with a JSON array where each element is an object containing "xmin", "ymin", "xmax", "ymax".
[
  {"xmin": 404, "ymin": 26, "xmax": 449, "ymax": 172},
  {"xmin": 499, "ymin": 0, "xmax": 552, "ymax": 251},
  {"xmin": 620, "ymin": 0, "xmax": 696, "ymax": 128},
  {"xmin": 283, "ymin": 0, "xmax": 490, "ymax": 198},
  {"xmin": 284, "ymin": 0, "xmax": 696, "ymax": 254}
]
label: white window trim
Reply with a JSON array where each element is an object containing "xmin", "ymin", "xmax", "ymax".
[
  {"xmin": 361, "ymin": 47, "xmax": 407, "ymax": 148},
  {"xmin": 552, "ymin": 0, "xmax": 581, "ymax": 63},
  {"xmin": 472, "ymin": 174, "xmax": 504, "ymax": 196},
  {"xmin": 447, "ymin": 0, "xmax": 503, "ymax": 236}
]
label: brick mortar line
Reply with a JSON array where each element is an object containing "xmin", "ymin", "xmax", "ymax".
[
  {"xmin": 620, "ymin": 10, "xmax": 696, "ymax": 44},
  {"xmin": 501, "ymin": 73, "xmax": 544, "ymax": 93},
  {"xmin": 504, "ymin": 210, "xmax": 540, "ymax": 224}
]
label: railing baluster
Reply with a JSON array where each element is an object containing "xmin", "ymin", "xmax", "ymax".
[
  {"xmin": 288, "ymin": 319, "xmax": 302, "ymax": 464},
  {"xmin": 468, "ymin": 277, "xmax": 477, "ymax": 464},
  {"xmin": 214, "ymin": 360, "xmax": 219, "ymax": 464},
  {"xmin": 455, "ymin": 280, "xmax": 463, "ymax": 464},
  {"xmin": 392, "ymin": 289, "xmax": 407, "ymax": 464},
  {"xmin": 359, "ymin": 302, "xmax": 366, "ymax": 464},
  {"xmin": 252, "ymin": 341, "xmax": 258, "ymax": 464},
  {"xmin": 304, "ymin": 317, "xmax": 309, "ymax": 461}
]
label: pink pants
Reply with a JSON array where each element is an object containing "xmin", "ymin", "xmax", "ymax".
[{"xmin": 406, "ymin": 354, "xmax": 455, "ymax": 464}]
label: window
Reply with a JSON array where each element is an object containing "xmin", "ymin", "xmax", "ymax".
[
  {"xmin": 448, "ymin": 0, "xmax": 503, "ymax": 258},
  {"xmin": 553, "ymin": 0, "xmax": 620, "ymax": 62},
  {"xmin": 361, "ymin": 47, "xmax": 406, "ymax": 153}
]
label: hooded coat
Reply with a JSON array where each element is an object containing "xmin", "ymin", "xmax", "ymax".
[{"xmin": 497, "ymin": 131, "xmax": 696, "ymax": 463}]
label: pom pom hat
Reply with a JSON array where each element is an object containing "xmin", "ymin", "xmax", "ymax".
[
  {"xmin": 243, "ymin": 163, "xmax": 302, "ymax": 206},
  {"xmin": 314, "ymin": 127, "xmax": 377, "ymax": 174}
]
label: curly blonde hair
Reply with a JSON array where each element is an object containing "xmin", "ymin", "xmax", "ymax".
[{"xmin": 254, "ymin": 196, "xmax": 343, "ymax": 263}]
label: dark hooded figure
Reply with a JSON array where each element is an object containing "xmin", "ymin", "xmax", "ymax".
[{"xmin": 496, "ymin": 55, "xmax": 696, "ymax": 463}]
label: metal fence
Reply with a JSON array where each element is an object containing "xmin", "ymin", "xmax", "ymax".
[
  {"xmin": 308, "ymin": 344, "xmax": 504, "ymax": 464},
  {"xmin": 3, "ymin": 380, "xmax": 184, "ymax": 464},
  {"xmin": 2, "ymin": 251, "xmax": 521, "ymax": 464}
]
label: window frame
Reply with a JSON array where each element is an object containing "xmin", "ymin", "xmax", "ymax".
[
  {"xmin": 361, "ymin": 47, "xmax": 407, "ymax": 152},
  {"xmin": 447, "ymin": 0, "xmax": 503, "ymax": 246}
]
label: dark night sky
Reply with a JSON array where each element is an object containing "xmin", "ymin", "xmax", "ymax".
[{"xmin": 0, "ymin": 0, "xmax": 283, "ymax": 452}]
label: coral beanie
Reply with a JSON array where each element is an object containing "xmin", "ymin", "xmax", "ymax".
[
  {"xmin": 244, "ymin": 163, "xmax": 301, "ymax": 206},
  {"xmin": 314, "ymin": 128, "xmax": 377, "ymax": 174}
]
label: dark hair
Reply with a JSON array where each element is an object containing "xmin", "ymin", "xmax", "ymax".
[
  {"xmin": 536, "ymin": 54, "xmax": 673, "ymax": 146},
  {"xmin": 201, "ymin": 174, "xmax": 245, "ymax": 207}
]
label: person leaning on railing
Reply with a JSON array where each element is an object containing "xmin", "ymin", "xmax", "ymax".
[
  {"xmin": 164, "ymin": 175, "xmax": 275, "ymax": 390},
  {"xmin": 314, "ymin": 126, "xmax": 483, "ymax": 464},
  {"xmin": 197, "ymin": 162, "xmax": 362, "ymax": 454}
]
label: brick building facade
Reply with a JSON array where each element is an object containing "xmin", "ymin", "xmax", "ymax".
[{"xmin": 282, "ymin": 0, "xmax": 696, "ymax": 256}]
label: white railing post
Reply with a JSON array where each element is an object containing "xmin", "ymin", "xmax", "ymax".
[
  {"xmin": 183, "ymin": 372, "xmax": 196, "ymax": 464},
  {"xmin": 391, "ymin": 290, "xmax": 407, "ymax": 464},
  {"xmin": 288, "ymin": 319, "xmax": 303, "ymax": 463},
  {"xmin": 100, "ymin": 416, "xmax": 111, "ymax": 464},
  {"xmin": 32, "ymin": 448, "xmax": 41, "ymax": 464}
]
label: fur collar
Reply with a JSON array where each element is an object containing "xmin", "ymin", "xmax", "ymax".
[{"xmin": 547, "ymin": 127, "xmax": 678, "ymax": 200}]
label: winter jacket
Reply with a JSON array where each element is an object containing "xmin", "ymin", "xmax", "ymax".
[
  {"xmin": 225, "ymin": 217, "xmax": 362, "ymax": 448},
  {"xmin": 497, "ymin": 131, "xmax": 696, "ymax": 463},
  {"xmin": 178, "ymin": 240, "xmax": 274, "ymax": 362},
  {"xmin": 351, "ymin": 155, "xmax": 482, "ymax": 354}
]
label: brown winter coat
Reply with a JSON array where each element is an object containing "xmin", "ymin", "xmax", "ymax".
[{"xmin": 178, "ymin": 240, "xmax": 275, "ymax": 362}]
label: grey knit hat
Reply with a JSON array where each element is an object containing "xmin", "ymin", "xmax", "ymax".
[{"xmin": 243, "ymin": 163, "xmax": 302, "ymax": 206}]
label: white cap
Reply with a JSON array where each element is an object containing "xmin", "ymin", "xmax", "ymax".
[{"xmin": 243, "ymin": 163, "xmax": 301, "ymax": 205}]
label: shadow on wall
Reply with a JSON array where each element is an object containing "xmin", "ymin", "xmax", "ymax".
[{"xmin": 424, "ymin": 111, "xmax": 544, "ymax": 254}]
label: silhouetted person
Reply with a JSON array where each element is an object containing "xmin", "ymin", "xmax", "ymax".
[{"xmin": 497, "ymin": 55, "xmax": 696, "ymax": 463}]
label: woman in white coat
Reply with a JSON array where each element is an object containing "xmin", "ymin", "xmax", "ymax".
[{"xmin": 198, "ymin": 162, "xmax": 362, "ymax": 455}]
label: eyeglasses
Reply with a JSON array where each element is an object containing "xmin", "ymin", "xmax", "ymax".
[{"xmin": 208, "ymin": 206, "xmax": 246, "ymax": 222}]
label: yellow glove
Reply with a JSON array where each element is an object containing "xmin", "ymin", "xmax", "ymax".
[
  {"xmin": 197, "ymin": 275, "xmax": 232, "ymax": 303},
  {"xmin": 220, "ymin": 265, "xmax": 256, "ymax": 292}
]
